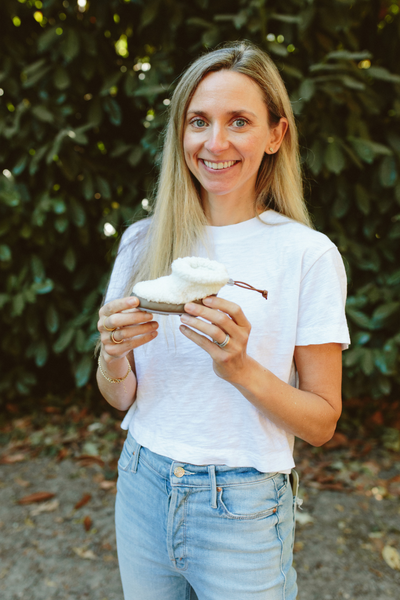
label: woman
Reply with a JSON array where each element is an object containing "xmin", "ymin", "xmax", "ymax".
[{"xmin": 97, "ymin": 42, "xmax": 350, "ymax": 600}]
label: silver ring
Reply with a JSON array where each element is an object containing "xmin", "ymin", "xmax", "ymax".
[{"xmin": 213, "ymin": 333, "xmax": 230, "ymax": 349}]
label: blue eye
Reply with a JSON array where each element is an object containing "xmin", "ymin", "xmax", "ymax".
[
  {"xmin": 192, "ymin": 119, "xmax": 207, "ymax": 128},
  {"xmin": 233, "ymin": 119, "xmax": 247, "ymax": 127}
]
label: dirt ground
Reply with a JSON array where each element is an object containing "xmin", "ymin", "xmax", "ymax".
[{"xmin": 1, "ymin": 411, "xmax": 400, "ymax": 600}]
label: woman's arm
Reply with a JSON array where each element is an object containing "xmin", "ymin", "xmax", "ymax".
[
  {"xmin": 180, "ymin": 296, "xmax": 342, "ymax": 447},
  {"xmin": 97, "ymin": 296, "xmax": 158, "ymax": 411},
  {"xmin": 230, "ymin": 344, "xmax": 342, "ymax": 447}
]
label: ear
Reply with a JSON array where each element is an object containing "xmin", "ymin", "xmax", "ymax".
[{"xmin": 265, "ymin": 118, "xmax": 289, "ymax": 154}]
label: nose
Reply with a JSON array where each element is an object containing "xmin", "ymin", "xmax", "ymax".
[{"xmin": 204, "ymin": 124, "xmax": 230, "ymax": 154}]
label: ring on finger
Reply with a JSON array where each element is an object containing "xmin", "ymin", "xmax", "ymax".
[
  {"xmin": 213, "ymin": 333, "xmax": 230, "ymax": 349},
  {"xmin": 103, "ymin": 316, "xmax": 115, "ymax": 332},
  {"xmin": 111, "ymin": 330, "xmax": 124, "ymax": 344}
]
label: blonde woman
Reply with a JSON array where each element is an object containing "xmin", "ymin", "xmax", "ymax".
[{"xmin": 97, "ymin": 42, "xmax": 350, "ymax": 600}]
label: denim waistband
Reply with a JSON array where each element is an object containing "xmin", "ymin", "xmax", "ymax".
[{"xmin": 125, "ymin": 431, "xmax": 287, "ymax": 490}]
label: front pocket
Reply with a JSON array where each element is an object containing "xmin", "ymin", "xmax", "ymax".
[
  {"xmin": 117, "ymin": 437, "xmax": 135, "ymax": 472},
  {"xmin": 217, "ymin": 474, "xmax": 286, "ymax": 521}
]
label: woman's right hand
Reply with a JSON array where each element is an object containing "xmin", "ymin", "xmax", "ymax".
[{"xmin": 98, "ymin": 296, "xmax": 159, "ymax": 364}]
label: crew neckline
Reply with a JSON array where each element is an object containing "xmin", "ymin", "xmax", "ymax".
[{"xmin": 205, "ymin": 210, "xmax": 291, "ymax": 241}]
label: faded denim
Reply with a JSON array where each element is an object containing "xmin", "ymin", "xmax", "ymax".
[{"xmin": 115, "ymin": 431, "xmax": 298, "ymax": 600}]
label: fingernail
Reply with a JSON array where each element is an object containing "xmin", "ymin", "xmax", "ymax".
[
  {"xmin": 130, "ymin": 296, "xmax": 139, "ymax": 305},
  {"xmin": 203, "ymin": 297, "xmax": 213, "ymax": 305},
  {"xmin": 180, "ymin": 315, "xmax": 190, "ymax": 323},
  {"xmin": 185, "ymin": 303, "xmax": 197, "ymax": 312}
]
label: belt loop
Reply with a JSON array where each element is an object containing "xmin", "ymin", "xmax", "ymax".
[
  {"xmin": 131, "ymin": 439, "xmax": 141, "ymax": 473},
  {"xmin": 208, "ymin": 465, "xmax": 217, "ymax": 509}
]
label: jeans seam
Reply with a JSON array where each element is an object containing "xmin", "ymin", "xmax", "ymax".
[
  {"xmin": 273, "ymin": 476, "xmax": 287, "ymax": 600},
  {"xmin": 140, "ymin": 454, "xmax": 169, "ymax": 482},
  {"xmin": 218, "ymin": 493, "xmax": 278, "ymax": 521}
]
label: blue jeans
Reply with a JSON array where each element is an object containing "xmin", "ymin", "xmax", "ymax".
[{"xmin": 115, "ymin": 432, "xmax": 298, "ymax": 600}]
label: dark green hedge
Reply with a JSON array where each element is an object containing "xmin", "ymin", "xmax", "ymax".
[{"xmin": 1, "ymin": 0, "xmax": 400, "ymax": 405}]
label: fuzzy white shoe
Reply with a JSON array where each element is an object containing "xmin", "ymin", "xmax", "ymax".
[
  {"xmin": 132, "ymin": 257, "xmax": 268, "ymax": 315},
  {"xmin": 132, "ymin": 257, "xmax": 229, "ymax": 314}
]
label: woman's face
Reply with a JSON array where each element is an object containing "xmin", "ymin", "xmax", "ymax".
[{"xmin": 183, "ymin": 70, "xmax": 287, "ymax": 208}]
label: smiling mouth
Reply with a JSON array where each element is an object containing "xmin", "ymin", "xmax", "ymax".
[{"xmin": 200, "ymin": 159, "xmax": 240, "ymax": 171}]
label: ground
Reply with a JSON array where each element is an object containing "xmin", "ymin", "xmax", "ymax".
[{"xmin": 1, "ymin": 407, "xmax": 399, "ymax": 600}]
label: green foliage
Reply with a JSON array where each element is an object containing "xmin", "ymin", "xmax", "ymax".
[{"xmin": 0, "ymin": 0, "xmax": 400, "ymax": 405}]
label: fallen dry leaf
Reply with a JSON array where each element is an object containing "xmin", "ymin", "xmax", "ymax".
[
  {"xmin": 1, "ymin": 453, "xmax": 27, "ymax": 464},
  {"xmin": 13, "ymin": 417, "xmax": 32, "ymax": 429},
  {"xmin": 75, "ymin": 493, "xmax": 92, "ymax": 510},
  {"xmin": 83, "ymin": 515, "xmax": 92, "ymax": 532},
  {"xmin": 30, "ymin": 499, "xmax": 59, "ymax": 516},
  {"xmin": 101, "ymin": 542, "xmax": 113, "ymax": 551},
  {"xmin": 57, "ymin": 448, "xmax": 69, "ymax": 461},
  {"xmin": 293, "ymin": 541, "xmax": 304, "ymax": 553},
  {"xmin": 76, "ymin": 455, "xmax": 104, "ymax": 467},
  {"xmin": 14, "ymin": 477, "xmax": 30, "ymax": 487},
  {"xmin": 100, "ymin": 480, "xmax": 116, "ymax": 490},
  {"xmin": 18, "ymin": 492, "xmax": 55, "ymax": 505},
  {"xmin": 103, "ymin": 554, "xmax": 116, "ymax": 562},
  {"xmin": 324, "ymin": 432, "xmax": 348, "ymax": 449},
  {"xmin": 382, "ymin": 545, "xmax": 400, "ymax": 570},
  {"xmin": 72, "ymin": 547, "xmax": 96, "ymax": 560}
]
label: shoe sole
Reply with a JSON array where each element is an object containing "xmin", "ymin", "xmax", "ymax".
[{"xmin": 131, "ymin": 294, "xmax": 204, "ymax": 316}]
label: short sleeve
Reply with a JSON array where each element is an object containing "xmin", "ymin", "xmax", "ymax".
[
  {"xmin": 296, "ymin": 247, "xmax": 350, "ymax": 350},
  {"xmin": 104, "ymin": 221, "xmax": 148, "ymax": 304}
]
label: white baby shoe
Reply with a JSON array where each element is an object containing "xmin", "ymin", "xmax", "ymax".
[
  {"xmin": 132, "ymin": 256, "xmax": 268, "ymax": 315},
  {"xmin": 132, "ymin": 257, "xmax": 230, "ymax": 314}
]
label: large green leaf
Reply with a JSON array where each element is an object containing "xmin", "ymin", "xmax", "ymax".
[
  {"xmin": 379, "ymin": 156, "xmax": 398, "ymax": 188},
  {"xmin": 324, "ymin": 141, "xmax": 346, "ymax": 175},
  {"xmin": 53, "ymin": 327, "xmax": 75, "ymax": 354},
  {"xmin": 348, "ymin": 137, "xmax": 392, "ymax": 164},
  {"xmin": 74, "ymin": 354, "xmax": 93, "ymax": 388},
  {"xmin": 32, "ymin": 105, "xmax": 55, "ymax": 123},
  {"xmin": 62, "ymin": 29, "xmax": 80, "ymax": 62},
  {"xmin": 53, "ymin": 66, "xmax": 71, "ymax": 90},
  {"xmin": 46, "ymin": 305, "xmax": 59, "ymax": 334}
]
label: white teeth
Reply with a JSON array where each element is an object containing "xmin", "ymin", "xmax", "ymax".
[{"xmin": 203, "ymin": 160, "xmax": 236, "ymax": 170}]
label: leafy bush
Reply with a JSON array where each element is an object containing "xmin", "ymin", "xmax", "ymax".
[{"xmin": 0, "ymin": 0, "xmax": 399, "ymax": 407}]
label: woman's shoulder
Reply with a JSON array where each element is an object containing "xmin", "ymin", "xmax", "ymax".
[
  {"xmin": 260, "ymin": 210, "xmax": 336, "ymax": 254},
  {"xmin": 119, "ymin": 216, "xmax": 152, "ymax": 250}
]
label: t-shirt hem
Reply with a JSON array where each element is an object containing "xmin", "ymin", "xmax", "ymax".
[
  {"xmin": 129, "ymin": 422, "xmax": 295, "ymax": 474},
  {"xmin": 296, "ymin": 328, "xmax": 350, "ymax": 350}
]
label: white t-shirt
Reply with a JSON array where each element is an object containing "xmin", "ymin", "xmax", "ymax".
[{"xmin": 105, "ymin": 210, "xmax": 350, "ymax": 473}]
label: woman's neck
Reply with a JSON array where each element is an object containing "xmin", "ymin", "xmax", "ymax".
[{"xmin": 202, "ymin": 189, "xmax": 258, "ymax": 227}]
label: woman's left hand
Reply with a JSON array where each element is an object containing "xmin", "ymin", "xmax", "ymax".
[{"xmin": 179, "ymin": 296, "xmax": 252, "ymax": 383}]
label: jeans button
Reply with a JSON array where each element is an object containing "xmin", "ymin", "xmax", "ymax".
[{"xmin": 174, "ymin": 467, "xmax": 185, "ymax": 478}]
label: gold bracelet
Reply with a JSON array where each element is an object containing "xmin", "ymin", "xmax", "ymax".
[{"xmin": 97, "ymin": 354, "xmax": 132, "ymax": 384}]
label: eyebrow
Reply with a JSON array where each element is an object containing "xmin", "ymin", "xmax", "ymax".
[{"xmin": 186, "ymin": 109, "xmax": 258, "ymax": 119}]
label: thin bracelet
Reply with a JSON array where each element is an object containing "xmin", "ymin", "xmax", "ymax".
[{"xmin": 97, "ymin": 354, "xmax": 132, "ymax": 384}]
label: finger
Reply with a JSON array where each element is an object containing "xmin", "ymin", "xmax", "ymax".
[
  {"xmin": 101, "ymin": 321, "xmax": 158, "ymax": 345},
  {"xmin": 202, "ymin": 296, "xmax": 251, "ymax": 328},
  {"xmin": 99, "ymin": 310, "xmax": 154, "ymax": 333},
  {"xmin": 183, "ymin": 301, "xmax": 238, "ymax": 337},
  {"xmin": 179, "ymin": 324, "xmax": 222, "ymax": 358},
  {"xmin": 103, "ymin": 329, "xmax": 158, "ymax": 355},
  {"xmin": 99, "ymin": 296, "xmax": 139, "ymax": 319},
  {"xmin": 180, "ymin": 313, "xmax": 227, "ymax": 345}
]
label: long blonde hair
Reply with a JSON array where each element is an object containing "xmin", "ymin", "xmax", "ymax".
[{"xmin": 122, "ymin": 41, "xmax": 311, "ymax": 296}]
